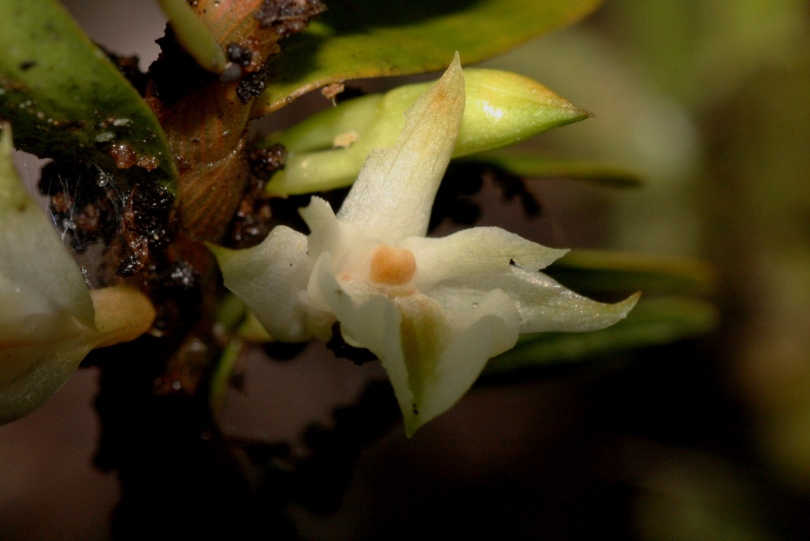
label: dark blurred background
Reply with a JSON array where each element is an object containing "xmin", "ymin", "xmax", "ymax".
[{"xmin": 2, "ymin": 1, "xmax": 809, "ymax": 539}]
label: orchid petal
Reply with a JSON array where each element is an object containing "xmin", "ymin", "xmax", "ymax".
[
  {"xmin": 299, "ymin": 196, "xmax": 373, "ymax": 277},
  {"xmin": 1, "ymin": 126, "xmax": 155, "ymax": 424},
  {"xmin": 211, "ymin": 226, "xmax": 323, "ymax": 342},
  {"xmin": 299, "ymin": 196, "xmax": 344, "ymax": 258},
  {"xmin": 0, "ymin": 126, "xmax": 94, "ymax": 328},
  {"xmin": 1, "ymin": 286, "xmax": 155, "ymax": 425},
  {"xmin": 403, "ymin": 226, "xmax": 568, "ymax": 291},
  {"xmin": 432, "ymin": 266, "xmax": 639, "ymax": 334},
  {"xmin": 398, "ymin": 289, "xmax": 520, "ymax": 436},
  {"xmin": 1, "ymin": 314, "xmax": 93, "ymax": 425},
  {"xmin": 311, "ymin": 252, "xmax": 520, "ymax": 435},
  {"xmin": 337, "ymin": 53, "xmax": 465, "ymax": 241},
  {"xmin": 308, "ymin": 252, "xmax": 401, "ymax": 353}
]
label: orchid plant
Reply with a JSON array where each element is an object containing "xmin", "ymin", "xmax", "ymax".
[{"xmin": 0, "ymin": 0, "xmax": 716, "ymax": 535}]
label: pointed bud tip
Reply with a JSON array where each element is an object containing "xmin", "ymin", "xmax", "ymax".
[{"xmin": 624, "ymin": 291, "xmax": 642, "ymax": 312}]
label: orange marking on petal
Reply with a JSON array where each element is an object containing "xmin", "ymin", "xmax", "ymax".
[{"xmin": 369, "ymin": 245, "xmax": 417, "ymax": 286}]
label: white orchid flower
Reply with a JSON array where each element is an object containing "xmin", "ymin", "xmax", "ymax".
[
  {"xmin": 0, "ymin": 125, "xmax": 155, "ymax": 425},
  {"xmin": 213, "ymin": 55, "xmax": 639, "ymax": 435}
]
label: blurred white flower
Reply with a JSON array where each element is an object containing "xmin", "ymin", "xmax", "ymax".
[
  {"xmin": 213, "ymin": 55, "xmax": 638, "ymax": 435},
  {"xmin": 0, "ymin": 125, "xmax": 154, "ymax": 424}
]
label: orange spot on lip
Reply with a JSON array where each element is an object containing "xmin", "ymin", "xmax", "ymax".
[{"xmin": 369, "ymin": 245, "xmax": 417, "ymax": 286}]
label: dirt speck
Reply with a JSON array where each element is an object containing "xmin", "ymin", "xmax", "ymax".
[
  {"xmin": 249, "ymin": 144, "xmax": 287, "ymax": 177},
  {"xmin": 137, "ymin": 156, "xmax": 159, "ymax": 171},
  {"xmin": 110, "ymin": 143, "xmax": 138, "ymax": 168},
  {"xmin": 235, "ymin": 62, "xmax": 272, "ymax": 104},
  {"xmin": 255, "ymin": 0, "xmax": 326, "ymax": 37},
  {"xmin": 321, "ymin": 82, "xmax": 345, "ymax": 105},
  {"xmin": 226, "ymin": 41, "xmax": 259, "ymax": 70}
]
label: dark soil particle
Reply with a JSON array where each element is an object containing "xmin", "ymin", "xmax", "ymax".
[
  {"xmin": 430, "ymin": 161, "xmax": 543, "ymax": 230},
  {"xmin": 254, "ymin": 0, "xmax": 327, "ymax": 37},
  {"xmin": 148, "ymin": 28, "xmax": 219, "ymax": 105},
  {"xmin": 38, "ymin": 161, "xmax": 120, "ymax": 254},
  {"xmin": 226, "ymin": 42, "xmax": 255, "ymax": 67},
  {"xmin": 127, "ymin": 181, "xmax": 173, "ymax": 248},
  {"xmin": 104, "ymin": 49, "xmax": 148, "ymax": 96},
  {"xmin": 165, "ymin": 260, "xmax": 198, "ymax": 290},
  {"xmin": 249, "ymin": 143, "xmax": 287, "ymax": 177},
  {"xmin": 235, "ymin": 62, "xmax": 272, "ymax": 104},
  {"xmin": 223, "ymin": 144, "xmax": 287, "ymax": 248},
  {"xmin": 110, "ymin": 143, "xmax": 138, "ymax": 169},
  {"xmin": 117, "ymin": 181, "xmax": 174, "ymax": 277}
]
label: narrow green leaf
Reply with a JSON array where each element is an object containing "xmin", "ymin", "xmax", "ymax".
[
  {"xmin": 461, "ymin": 152, "xmax": 643, "ymax": 188},
  {"xmin": 546, "ymin": 250, "xmax": 717, "ymax": 297},
  {"xmin": 209, "ymin": 337, "xmax": 244, "ymax": 414},
  {"xmin": 252, "ymin": 0, "xmax": 603, "ymax": 115},
  {"xmin": 484, "ymin": 297, "xmax": 718, "ymax": 377},
  {"xmin": 0, "ymin": 0, "xmax": 177, "ymax": 192},
  {"xmin": 157, "ymin": 0, "xmax": 227, "ymax": 73}
]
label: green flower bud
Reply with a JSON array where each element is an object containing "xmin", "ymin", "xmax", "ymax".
[{"xmin": 264, "ymin": 68, "xmax": 589, "ymax": 195}]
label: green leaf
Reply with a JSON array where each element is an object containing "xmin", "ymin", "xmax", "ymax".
[
  {"xmin": 484, "ymin": 297, "xmax": 718, "ymax": 377},
  {"xmin": 252, "ymin": 0, "xmax": 603, "ymax": 115},
  {"xmin": 461, "ymin": 152, "xmax": 643, "ymax": 188},
  {"xmin": 156, "ymin": 0, "xmax": 227, "ymax": 73},
  {"xmin": 0, "ymin": 0, "xmax": 177, "ymax": 193},
  {"xmin": 209, "ymin": 337, "xmax": 244, "ymax": 414},
  {"xmin": 546, "ymin": 249, "xmax": 717, "ymax": 297}
]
